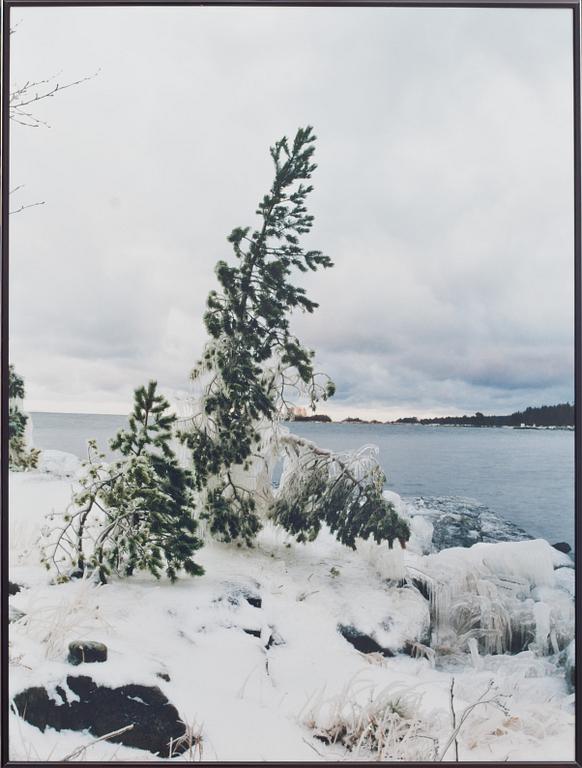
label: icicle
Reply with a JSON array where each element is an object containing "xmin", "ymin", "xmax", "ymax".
[
  {"xmin": 533, "ymin": 602, "xmax": 551, "ymax": 655},
  {"xmin": 468, "ymin": 637, "xmax": 483, "ymax": 669}
]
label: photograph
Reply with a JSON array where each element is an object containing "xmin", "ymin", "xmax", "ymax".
[{"xmin": 5, "ymin": 3, "xmax": 578, "ymax": 762}]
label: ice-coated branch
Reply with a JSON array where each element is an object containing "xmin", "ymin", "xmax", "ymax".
[{"xmin": 272, "ymin": 431, "xmax": 409, "ymax": 549}]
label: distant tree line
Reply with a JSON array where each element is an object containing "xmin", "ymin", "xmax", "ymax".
[
  {"xmin": 289, "ymin": 413, "xmax": 332, "ymax": 423},
  {"xmin": 394, "ymin": 403, "xmax": 574, "ymax": 428}
]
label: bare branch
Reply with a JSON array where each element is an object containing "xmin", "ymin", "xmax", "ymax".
[
  {"xmin": 9, "ymin": 200, "xmax": 45, "ymax": 215},
  {"xmin": 10, "ymin": 69, "xmax": 100, "ymax": 128}
]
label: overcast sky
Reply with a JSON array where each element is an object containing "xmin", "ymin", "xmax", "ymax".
[{"xmin": 9, "ymin": 5, "xmax": 575, "ymax": 420}]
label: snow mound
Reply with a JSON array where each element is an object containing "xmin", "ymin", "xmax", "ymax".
[{"xmin": 37, "ymin": 450, "xmax": 81, "ymax": 478}]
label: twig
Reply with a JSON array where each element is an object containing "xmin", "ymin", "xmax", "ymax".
[
  {"xmin": 438, "ymin": 681, "xmax": 509, "ymax": 761},
  {"xmin": 10, "ymin": 70, "xmax": 101, "ymax": 128},
  {"xmin": 61, "ymin": 723, "xmax": 134, "ymax": 761},
  {"xmin": 9, "ymin": 200, "xmax": 45, "ymax": 215},
  {"xmin": 449, "ymin": 677, "xmax": 459, "ymax": 761}
]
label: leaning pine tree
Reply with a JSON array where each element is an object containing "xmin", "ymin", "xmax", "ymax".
[
  {"xmin": 180, "ymin": 126, "xmax": 410, "ymax": 550},
  {"xmin": 43, "ymin": 381, "xmax": 204, "ymax": 583}
]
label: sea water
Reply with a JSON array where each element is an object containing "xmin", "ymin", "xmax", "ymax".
[{"xmin": 29, "ymin": 413, "xmax": 575, "ymax": 549}]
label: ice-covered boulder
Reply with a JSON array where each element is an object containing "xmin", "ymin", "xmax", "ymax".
[{"xmin": 413, "ymin": 539, "xmax": 574, "ymax": 656}]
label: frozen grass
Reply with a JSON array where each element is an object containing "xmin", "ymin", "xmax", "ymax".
[
  {"xmin": 15, "ymin": 578, "xmax": 110, "ymax": 660},
  {"xmin": 168, "ymin": 719, "xmax": 205, "ymax": 761},
  {"xmin": 302, "ymin": 674, "xmax": 437, "ymax": 760}
]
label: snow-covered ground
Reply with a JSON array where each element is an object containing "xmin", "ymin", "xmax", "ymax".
[{"xmin": 8, "ymin": 453, "xmax": 575, "ymax": 761}]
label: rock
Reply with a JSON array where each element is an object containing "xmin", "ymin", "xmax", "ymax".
[
  {"xmin": 242, "ymin": 626, "xmax": 284, "ymax": 648},
  {"xmin": 552, "ymin": 542, "xmax": 572, "ymax": 555},
  {"xmin": 13, "ymin": 676, "xmax": 186, "ymax": 757},
  {"xmin": 564, "ymin": 640, "xmax": 575, "ymax": 692},
  {"xmin": 68, "ymin": 641, "xmax": 108, "ymax": 665},
  {"xmin": 410, "ymin": 497, "xmax": 531, "ymax": 552},
  {"xmin": 243, "ymin": 628, "xmax": 261, "ymax": 639},
  {"xmin": 244, "ymin": 593, "xmax": 262, "ymax": 609},
  {"xmin": 8, "ymin": 581, "xmax": 22, "ymax": 596},
  {"xmin": 338, "ymin": 625, "xmax": 394, "ymax": 657},
  {"xmin": 156, "ymin": 672, "xmax": 171, "ymax": 682},
  {"xmin": 265, "ymin": 629, "xmax": 284, "ymax": 649},
  {"xmin": 410, "ymin": 577, "xmax": 430, "ymax": 601}
]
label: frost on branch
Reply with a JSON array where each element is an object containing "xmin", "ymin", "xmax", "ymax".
[
  {"xmin": 179, "ymin": 126, "xmax": 409, "ymax": 551},
  {"xmin": 273, "ymin": 432, "xmax": 409, "ymax": 549}
]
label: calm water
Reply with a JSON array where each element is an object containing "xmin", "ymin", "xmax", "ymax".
[{"xmin": 30, "ymin": 413, "xmax": 575, "ymax": 549}]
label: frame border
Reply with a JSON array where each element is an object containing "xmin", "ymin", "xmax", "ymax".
[{"xmin": 1, "ymin": 2, "xmax": 580, "ymax": 766}]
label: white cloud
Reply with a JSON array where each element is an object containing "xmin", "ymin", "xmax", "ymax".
[{"xmin": 9, "ymin": 6, "xmax": 574, "ymax": 417}]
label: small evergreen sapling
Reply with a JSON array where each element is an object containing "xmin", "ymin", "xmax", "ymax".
[{"xmin": 43, "ymin": 382, "xmax": 204, "ymax": 583}]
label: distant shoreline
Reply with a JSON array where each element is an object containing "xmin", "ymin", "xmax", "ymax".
[
  {"xmin": 32, "ymin": 410, "xmax": 574, "ymax": 431},
  {"xmin": 289, "ymin": 402, "xmax": 574, "ymax": 429},
  {"xmin": 288, "ymin": 418, "xmax": 574, "ymax": 431}
]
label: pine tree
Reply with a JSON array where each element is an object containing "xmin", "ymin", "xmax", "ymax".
[
  {"xmin": 8, "ymin": 365, "xmax": 40, "ymax": 470},
  {"xmin": 43, "ymin": 382, "xmax": 204, "ymax": 583},
  {"xmin": 180, "ymin": 127, "xmax": 410, "ymax": 551}
]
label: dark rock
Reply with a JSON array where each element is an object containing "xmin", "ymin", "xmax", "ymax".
[
  {"xmin": 564, "ymin": 640, "xmax": 575, "ymax": 692},
  {"xmin": 8, "ymin": 581, "xmax": 22, "ymax": 596},
  {"xmin": 507, "ymin": 622, "xmax": 536, "ymax": 654},
  {"xmin": 553, "ymin": 542, "xmax": 572, "ymax": 555},
  {"xmin": 410, "ymin": 577, "xmax": 430, "ymax": 601},
  {"xmin": 156, "ymin": 672, "xmax": 171, "ymax": 682},
  {"xmin": 244, "ymin": 594, "xmax": 262, "ymax": 609},
  {"xmin": 338, "ymin": 625, "xmax": 394, "ymax": 657},
  {"xmin": 243, "ymin": 628, "xmax": 261, "ymax": 639},
  {"xmin": 265, "ymin": 629, "xmax": 284, "ymax": 650},
  {"xmin": 68, "ymin": 641, "xmax": 108, "ymax": 665},
  {"xmin": 242, "ymin": 626, "xmax": 284, "ymax": 648},
  {"xmin": 568, "ymin": 662, "xmax": 576, "ymax": 692},
  {"xmin": 13, "ymin": 676, "xmax": 186, "ymax": 757},
  {"xmin": 411, "ymin": 497, "xmax": 531, "ymax": 552}
]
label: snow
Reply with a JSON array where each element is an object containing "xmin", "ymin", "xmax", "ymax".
[
  {"xmin": 36, "ymin": 450, "xmax": 81, "ymax": 479},
  {"xmin": 8, "ymin": 459, "xmax": 575, "ymax": 761}
]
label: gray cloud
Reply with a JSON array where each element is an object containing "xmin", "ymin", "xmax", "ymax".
[{"xmin": 9, "ymin": 6, "xmax": 574, "ymax": 417}]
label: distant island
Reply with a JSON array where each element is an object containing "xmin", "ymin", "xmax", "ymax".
[
  {"xmin": 288, "ymin": 413, "xmax": 332, "ymax": 423},
  {"xmin": 392, "ymin": 403, "xmax": 574, "ymax": 428},
  {"xmin": 286, "ymin": 403, "xmax": 574, "ymax": 428}
]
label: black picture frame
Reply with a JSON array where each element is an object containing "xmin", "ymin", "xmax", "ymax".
[{"xmin": 2, "ymin": 1, "xmax": 580, "ymax": 764}]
